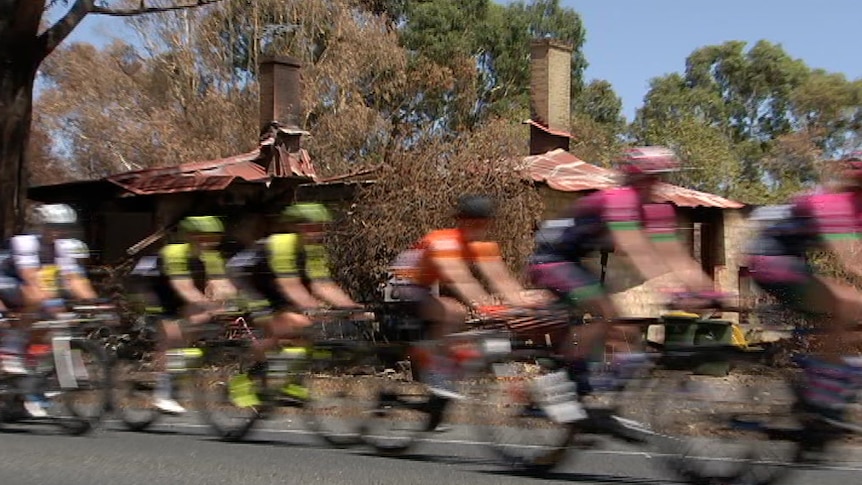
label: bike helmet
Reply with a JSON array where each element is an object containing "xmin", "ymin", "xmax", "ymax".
[
  {"xmin": 842, "ymin": 150, "xmax": 862, "ymax": 176},
  {"xmin": 34, "ymin": 203, "xmax": 78, "ymax": 225},
  {"xmin": 282, "ymin": 202, "xmax": 332, "ymax": 224},
  {"xmin": 455, "ymin": 194, "xmax": 495, "ymax": 219},
  {"xmin": 178, "ymin": 215, "xmax": 224, "ymax": 234},
  {"xmin": 618, "ymin": 146, "xmax": 682, "ymax": 176}
]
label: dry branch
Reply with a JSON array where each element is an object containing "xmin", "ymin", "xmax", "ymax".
[{"xmin": 91, "ymin": 0, "xmax": 223, "ymax": 17}]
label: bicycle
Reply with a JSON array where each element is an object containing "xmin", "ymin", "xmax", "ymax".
[
  {"xmin": 650, "ymin": 321, "xmax": 862, "ymax": 485},
  {"xmin": 110, "ymin": 306, "xmax": 263, "ymax": 432},
  {"xmin": 346, "ymin": 306, "xmax": 574, "ymax": 457},
  {"xmin": 0, "ymin": 306, "xmax": 112, "ymax": 435},
  {"xmin": 193, "ymin": 307, "xmax": 378, "ymax": 443},
  {"xmin": 462, "ymin": 296, "xmax": 786, "ymax": 476}
]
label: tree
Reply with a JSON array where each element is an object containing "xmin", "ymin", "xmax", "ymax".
[
  {"xmin": 637, "ymin": 115, "xmax": 741, "ymax": 197},
  {"xmin": 328, "ymin": 116, "xmax": 542, "ymax": 300},
  {"xmin": 632, "ymin": 40, "xmax": 862, "ymax": 199},
  {"xmin": 0, "ymin": 0, "xmax": 222, "ymax": 237},
  {"xmin": 36, "ymin": 39, "xmax": 258, "ymax": 179},
  {"xmin": 789, "ymin": 69, "xmax": 862, "ymax": 155},
  {"xmin": 35, "ymin": 0, "xmax": 413, "ymax": 178},
  {"xmin": 398, "ymin": 0, "xmax": 591, "ymax": 131}
]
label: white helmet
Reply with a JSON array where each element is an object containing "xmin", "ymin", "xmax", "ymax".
[{"xmin": 35, "ymin": 203, "xmax": 78, "ymax": 225}]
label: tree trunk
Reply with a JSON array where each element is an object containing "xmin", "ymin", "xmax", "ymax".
[{"xmin": 0, "ymin": 51, "xmax": 38, "ymax": 239}]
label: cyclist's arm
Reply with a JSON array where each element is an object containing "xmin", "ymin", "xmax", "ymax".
[
  {"xmin": 311, "ymin": 281, "xmax": 360, "ymax": 308},
  {"xmin": 57, "ymin": 240, "xmax": 98, "ymax": 300},
  {"xmin": 822, "ymin": 237, "xmax": 862, "ymax": 278},
  {"xmin": 65, "ymin": 274, "xmax": 98, "ymax": 300},
  {"xmin": 642, "ymin": 204, "xmax": 714, "ymax": 292},
  {"xmin": 9, "ymin": 235, "xmax": 49, "ymax": 303},
  {"xmin": 798, "ymin": 196, "xmax": 862, "ymax": 278},
  {"xmin": 269, "ymin": 236, "xmax": 322, "ymax": 309},
  {"xmin": 651, "ymin": 238, "xmax": 715, "ymax": 292},
  {"xmin": 200, "ymin": 250, "xmax": 237, "ymax": 300},
  {"xmin": 609, "ymin": 227, "xmax": 672, "ymax": 282},
  {"xmin": 428, "ymin": 241, "xmax": 494, "ymax": 308},
  {"xmin": 598, "ymin": 190, "xmax": 679, "ymax": 284},
  {"xmin": 163, "ymin": 248, "xmax": 209, "ymax": 305},
  {"xmin": 470, "ymin": 242, "xmax": 529, "ymax": 306},
  {"xmin": 301, "ymin": 243, "xmax": 360, "ymax": 308}
]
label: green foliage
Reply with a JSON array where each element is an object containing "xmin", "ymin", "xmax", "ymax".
[
  {"xmin": 399, "ymin": 0, "xmax": 590, "ymax": 130},
  {"xmin": 633, "ymin": 39, "xmax": 862, "ymax": 204}
]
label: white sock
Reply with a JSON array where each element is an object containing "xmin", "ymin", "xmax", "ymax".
[{"xmin": 155, "ymin": 373, "xmax": 173, "ymax": 399}]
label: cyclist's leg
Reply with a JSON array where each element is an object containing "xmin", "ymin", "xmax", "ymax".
[
  {"xmin": 751, "ymin": 256, "xmax": 862, "ymax": 422},
  {"xmin": 415, "ymin": 291, "xmax": 468, "ymax": 398},
  {"xmin": 418, "ymin": 294, "xmax": 467, "ymax": 341},
  {"xmin": 528, "ymin": 260, "xmax": 631, "ymax": 359},
  {"xmin": 152, "ymin": 312, "xmax": 186, "ymax": 413},
  {"xmin": 247, "ymin": 281, "xmax": 312, "ymax": 359},
  {"xmin": 0, "ymin": 278, "xmax": 57, "ymax": 416},
  {"xmin": 0, "ymin": 276, "xmax": 27, "ymax": 374},
  {"xmin": 528, "ymin": 260, "xmax": 647, "ymax": 395},
  {"xmin": 150, "ymin": 277, "xmax": 209, "ymax": 414}
]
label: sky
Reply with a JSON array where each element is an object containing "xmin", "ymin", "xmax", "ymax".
[{"xmin": 56, "ymin": 0, "xmax": 862, "ymax": 121}]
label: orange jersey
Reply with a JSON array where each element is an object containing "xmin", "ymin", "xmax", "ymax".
[{"xmin": 393, "ymin": 228, "xmax": 503, "ymax": 287}]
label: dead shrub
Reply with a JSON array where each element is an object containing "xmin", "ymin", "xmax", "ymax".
[{"xmin": 326, "ymin": 118, "xmax": 543, "ymax": 301}]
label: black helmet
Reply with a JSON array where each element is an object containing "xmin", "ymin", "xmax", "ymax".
[{"xmin": 455, "ymin": 194, "xmax": 495, "ymax": 219}]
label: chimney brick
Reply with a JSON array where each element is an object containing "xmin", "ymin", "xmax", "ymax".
[
  {"xmin": 530, "ymin": 39, "xmax": 573, "ymax": 133},
  {"xmin": 259, "ymin": 55, "xmax": 303, "ymax": 132}
]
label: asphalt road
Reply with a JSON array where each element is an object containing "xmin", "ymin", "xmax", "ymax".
[{"xmin": 1, "ymin": 416, "xmax": 862, "ymax": 485}]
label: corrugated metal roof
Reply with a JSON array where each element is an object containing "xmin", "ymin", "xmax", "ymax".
[
  {"xmin": 106, "ymin": 146, "xmax": 317, "ymax": 196},
  {"xmin": 524, "ymin": 149, "xmax": 745, "ymax": 209},
  {"xmin": 523, "ymin": 119, "xmax": 573, "ymax": 139}
]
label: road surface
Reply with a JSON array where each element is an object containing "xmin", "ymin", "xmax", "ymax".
[{"xmin": 1, "ymin": 416, "xmax": 861, "ymax": 485}]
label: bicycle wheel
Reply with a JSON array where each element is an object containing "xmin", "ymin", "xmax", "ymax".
[
  {"xmin": 112, "ymin": 356, "xmax": 162, "ymax": 431},
  {"xmin": 646, "ymin": 352, "xmax": 801, "ymax": 485},
  {"xmin": 192, "ymin": 342, "xmax": 263, "ymax": 441},
  {"xmin": 45, "ymin": 337, "xmax": 113, "ymax": 436},
  {"xmin": 302, "ymin": 341, "xmax": 385, "ymax": 448},
  {"xmin": 358, "ymin": 375, "xmax": 446, "ymax": 455},
  {"xmin": 468, "ymin": 348, "xmax": 578, "ymax": 474}
]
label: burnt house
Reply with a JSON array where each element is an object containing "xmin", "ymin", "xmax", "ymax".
[
  {"xmin": 28, "ymin": 56, "xmax": 327, "ymax": 263},
  {"xmin": 523, "ymin": 39, "xmax": 752, "ymax": 320}
]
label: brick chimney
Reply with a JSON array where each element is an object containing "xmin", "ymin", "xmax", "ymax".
[
  {"xmin": 529, "ymin": 39, "xmax": 573, "ymax": 155},
  {"xmin": 258, "ymin": 55, "xmax": 303, "ymax": 141}
]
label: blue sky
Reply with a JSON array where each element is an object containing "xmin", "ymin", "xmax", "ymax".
[{"xmin": 57, "ymin": 0, "xmax": 862, "ymax": 121}]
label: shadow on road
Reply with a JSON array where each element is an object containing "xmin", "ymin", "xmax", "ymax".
[
  {"xmin": 353, "ymin": 450, "xmax": 501, "ymax": 467},
  {"xmin": 478, "ymin": 468, "xmax": 685, "ymax": 484},
  {"xmin": 196, "ymin": 434, "xmax": 333, "ymax": 451}
]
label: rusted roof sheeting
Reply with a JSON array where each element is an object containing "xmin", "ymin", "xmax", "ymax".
[
  {"xmin": 105, "ymin": 146, "xmax": 316, "ymax": 196},
  {"xmin": 525, "ymin": 149, "xmax": 745, "ymax": 209},
  {"xmin": 523, "ymin": 119, "xmax": 574, "ymax": 139}
]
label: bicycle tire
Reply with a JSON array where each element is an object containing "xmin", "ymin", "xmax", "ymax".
[
  {"xmin": 112, "ymin": 358, "xmax": 162, "ymax": 432},
  {"xmin": 191, "ymin": 343, "xmax": 263, "ymax": 441},
  {"xmin": 50, "ymin": 338, "xmax": 113, "ymax": 436},
  {"xmin": 359, "ymin": 382, "xmax": 447, "ymax": 456},
  {"xmin": 302, "ymin": 340, "xmax": 381, "ymax": 448},
  {"xmin": 645, "ymin": 351, "xmax": 800, "ymax": 485},
  {"xmin": 468, "ymin": 349, "xmax": 578, "ymax": 474}
]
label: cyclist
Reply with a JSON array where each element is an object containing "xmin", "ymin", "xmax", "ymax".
[
  {"xmin": 226, "ymin": 202, "xmax": 363, "ymax": 405},
  {"xmin": 137, "ymin": 215, "xmax": 236, "ymax": 415},
  {"xmin": 528, "ymin": 146, "xmax": 719, "ymax": 396},
  {"xmin": 746, "ymin": 152, "xmax": 862, "ymax": 427},
  {"xmin": 391, "ymin": 194, "xmax": 538, "ymax": 399},
  {"xmin": 0, "ymin": 203, "xmax": 99, "ymax": 416}
]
